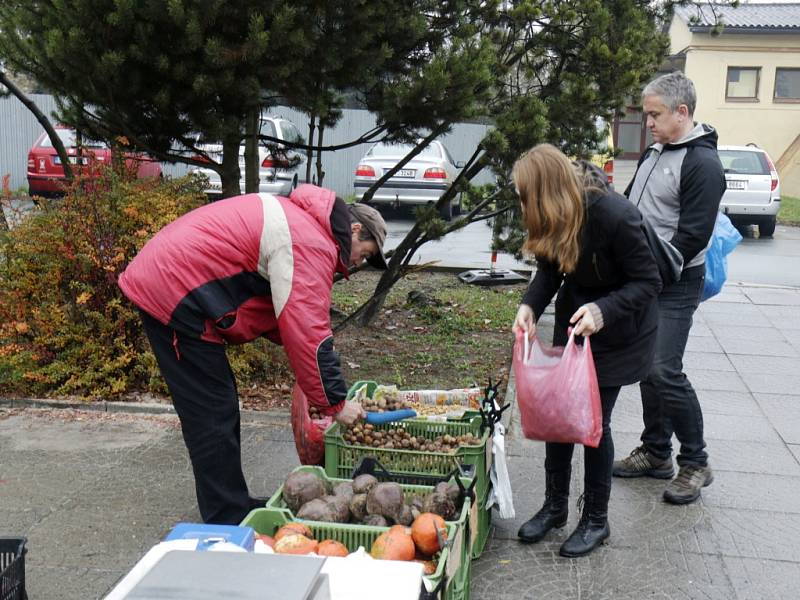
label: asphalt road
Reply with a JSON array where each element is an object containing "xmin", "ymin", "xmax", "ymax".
[
  {"xmin": 384, "ymin": 211, "xmax": 800, "ymax": 288},
  {"xmin": 4, "ymin": 196, "xmax": 798, "ymax": 288}
]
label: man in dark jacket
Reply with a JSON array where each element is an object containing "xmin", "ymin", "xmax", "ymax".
[{"xmin": 613, "ymin": 71, "xmax": 726, "ymax": 505}]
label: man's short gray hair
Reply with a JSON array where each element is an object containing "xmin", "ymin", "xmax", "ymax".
[{"xmin": 642, "ymin": 71, "xmax": 697, "ymax": 116}]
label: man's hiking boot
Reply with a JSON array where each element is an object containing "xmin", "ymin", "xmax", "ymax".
[
  {"xmin": 612, "ymin": 445, "xmax": 675, "ymax": 479},
  {"xmin": 518, "ymin": 469, "xmax": 570, "ymax": 543},
  {"xmin": 663, "ymin": 464, "xmax": 714, "ymax": 505}
]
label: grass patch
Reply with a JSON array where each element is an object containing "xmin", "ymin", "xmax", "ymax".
[
  {"xmin": 329, "ymin": 271, "xmax": 523, "ymax": 394},
  {"xmin": 238, "ymin": 270, "xmax": 526, "ymax": 410},
  {"xmin": 778, "ymin": 196, "xmax": 800, "ymax": 226}
]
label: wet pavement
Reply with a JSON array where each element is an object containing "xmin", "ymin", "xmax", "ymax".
[{"xmin": 2, "ymin": 283, "xmax": 799, "ymax": 599}]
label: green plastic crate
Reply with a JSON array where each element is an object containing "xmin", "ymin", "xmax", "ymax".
[
  {"xmin": 241, "ymin": 507, "xmax": 468, "ymax": 600},
  {"xmin": 268, "ymin": 466, "xmax": 471, "ymax": 525},
  {"xmin": 468, "ymin": 488, "xmax": 492, "ymax": 560},
  {"xmin": 324, "ymin": 417, "xmax": 492, "ymax": 502},
  {"xmin": 267, "ymin": 466, "xmax": 472, "ymax": 579}
]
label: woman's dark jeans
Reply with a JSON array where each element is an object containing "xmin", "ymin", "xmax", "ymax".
[
  {"xmin": 545, "ymin": 386, "xmax": 621, "ymax": 498},
  {"xmin": 639, "ymin": 266, "xmax": 707, "ymax": 467}
]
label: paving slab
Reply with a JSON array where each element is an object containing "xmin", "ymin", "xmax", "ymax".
[
  {"xmin": 683, "ymin": 350, "xmax": 736, "ymax": 371},
  {"xmin": 703, "ymin": 310, "xmax": 774, "ymax": 328},
  {"xmin": 705, "ymin": 324, "xmax": 789, "ymax": 342},
  {"xmin": 685, "ymin": 335, "xmax": 726, "ymax": 354},
  {"xmin": 727, "ymin": 354, "xmax": 799, "ymax": 375},
  {"xmin": 754, "ymin": 393, "xmax": 800, "ymax": 444},
  {"xmin": 684, "ymin": 368, "xmax": 749, "ymax": 393},
  {"xmin": 789, "ymin": 444, "xmax": 800, "ymax": 463},
  {"xmin": 743, "ymin": 287, "xmax": 800, "ymax": 306},
  {"xmin": 702, "ymin": 412, "xmax": 784, "ymax": 443},
  {"xmin": 695, "ymin": 390, "xmax": 765, "ymax": 417},
  {"xmin": 716, "ymin": 337, "xmax": 798, "ymax": 357},
  {"xmin": 741, "ymin": 371, "xmax": 800, "ymax": 395}
]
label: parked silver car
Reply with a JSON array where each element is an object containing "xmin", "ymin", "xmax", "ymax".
[
  {"xmin": 718, "ymin": 144, "xmax": 780, "ymax": 237},
  {"xmin": 353, "ymin": 140, "xmax": 464, "ymax": 219},
  {"xmin": 190, "ymin": 116, "xmax": 306, "ymax": 198}
]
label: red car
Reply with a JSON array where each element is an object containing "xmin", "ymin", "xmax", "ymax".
[{"xmin": 27, "ymin": 126, "xmax": 162, "ymax": 196}]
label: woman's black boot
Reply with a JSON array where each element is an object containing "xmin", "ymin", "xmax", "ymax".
[
  {"xmin": 518, "ymin": 468, "xmax": 571, "ymax": 543},
  {"xmin": 559, "ymin": 489, "xmax": 610, "ymax": 557}
]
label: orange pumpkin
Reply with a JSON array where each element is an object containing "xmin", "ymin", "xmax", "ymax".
[
  {"xmin": 411, "ymin": 513, "xmax": 447, "ymax": 556},
  {"xmin": 274, "ymin": 523, "xmax": 313, "ymax": 542},
  {"xmin": 255, "ymin": 534, "xmax": 275, "ymax": 548},
  {"xmin": 317, "ymin": 539, "xmax": 349, "ymax": 557},
  {"xmin": 370, "ymin": 524, "xmax": 416, "ymax": 561},
  {"xmin": 274, "ymin": 533, "xmax": 319, "ymax": 555}
]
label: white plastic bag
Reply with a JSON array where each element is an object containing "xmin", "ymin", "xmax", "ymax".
[{"xmin": 485, "ymin": 423, "xmax": 515, "ymax": 519}]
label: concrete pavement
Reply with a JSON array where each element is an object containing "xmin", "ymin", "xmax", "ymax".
[{"xmin": 1, "ymin": 283, "xmax": 799, "ymax": 599}]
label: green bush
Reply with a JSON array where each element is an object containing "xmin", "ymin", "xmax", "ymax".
[{"xmin": 0, "ymin": 164, "xmax": 291, "ymax": 399}]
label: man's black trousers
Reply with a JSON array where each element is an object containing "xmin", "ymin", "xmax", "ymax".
[{"xmin": 141, "ymin": 311, "xmax": 257, "ymax": 525}]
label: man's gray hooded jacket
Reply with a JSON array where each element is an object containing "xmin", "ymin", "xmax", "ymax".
[{"xmin": 626, "ymin": 123, "xmax": 726, "ymax": 270}]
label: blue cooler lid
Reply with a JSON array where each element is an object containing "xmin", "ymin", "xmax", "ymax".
[{"xmin": 164, "ymin": 522, "xmax": 256, "ymax": 551}]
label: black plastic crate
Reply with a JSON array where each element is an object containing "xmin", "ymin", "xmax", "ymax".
[
  {"xmin": 0, "ymin": 537, "xmax": 26, "ymax": 600},
  {"xmin": 352, "ymin": 456, "xmax": 478, "ymax": 501}
]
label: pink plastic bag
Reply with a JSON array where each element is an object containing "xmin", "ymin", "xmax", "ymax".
[
  {"xmin": 513, "ymin": 330, "xmax": 603, "ymax": 448},
  {"xmin": 290, "ymin": 384, "xmax": 333, "ymax": 465}
]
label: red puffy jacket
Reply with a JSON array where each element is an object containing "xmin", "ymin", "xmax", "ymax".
[{"xmin": 118, "ymin": 184, "xmax": 349, "ymax": 415}]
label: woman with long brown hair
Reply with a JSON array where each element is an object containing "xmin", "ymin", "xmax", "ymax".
[{"xmin": 512, "ymin": 144, "xmax": 661, "ymax": 557}]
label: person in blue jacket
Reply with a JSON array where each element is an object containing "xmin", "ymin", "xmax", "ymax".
[{"xmin": 513, "ymin": 144, "xmax": 661, "ymax": 557}]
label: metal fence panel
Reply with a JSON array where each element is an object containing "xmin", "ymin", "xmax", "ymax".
[
  {"xmin": 0, "ymin": 94, "xmax": 60, "ymax": 191},
  {"xmin": 0, "ymin": 94, "xmax": 495, "ymax": 196}
]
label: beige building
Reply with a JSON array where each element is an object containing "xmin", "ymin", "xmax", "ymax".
[{"xmin": 615, "ymin": 3, "xmax": 800, "ymax": 196}]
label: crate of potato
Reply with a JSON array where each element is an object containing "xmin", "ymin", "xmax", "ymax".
[
  {"xmin": 324, "ymin": 415, "xmax": 491, "ymax": 502},
  {"xmin": 246, "ymin": 468, "xmax": 471, "ymax": 599}
]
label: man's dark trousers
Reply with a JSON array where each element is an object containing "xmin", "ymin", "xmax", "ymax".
[
  {"xmin": 640, "ymin": 265, "xmax": 707, "ymax": 467},
  {"xmin": 141, "ymin": 311, "xmax": 254, "ymax": 525}
]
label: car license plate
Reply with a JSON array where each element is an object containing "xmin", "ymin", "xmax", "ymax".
[
  {"xmin": 387, "ymin": 168, "xmax": 415, "ymax": 178},
  {"xmin": 727, "ymin": 180, "xmax": 746, "ymax": 190}
]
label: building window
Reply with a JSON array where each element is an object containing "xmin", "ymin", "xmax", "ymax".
[
  {"xmin": 775, "ymin": 68, "xmax": 800, "ymax": 102},
  {"xmin": 726, "ymin": 67, "xmax": 760, "ymax": 101}
]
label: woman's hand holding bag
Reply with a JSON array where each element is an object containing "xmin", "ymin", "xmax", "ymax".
[{"xmin": 512, "ymin": 329, "xmax": 603, "ymax": 448}]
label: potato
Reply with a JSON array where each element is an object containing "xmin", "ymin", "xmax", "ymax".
[
  {"xmin": 333, "ymin": 482, "xmax": 354, "ymax": 503},
  {"xmin": 352, "ymin": 474, "xmax": 379, "ymax": 495},
  {"xmin": 297, "ymin": 498, "xmax": 336, "ymax": 521},
  {"xmin": 283, "ymin": 471, "xmax": 326, "ymax": 512},
  {"xmin": 397, "ymin": 504, "xmax": 414, "ymax": 526},
  {"xmin": 434, "ymin": 481, "xmax": 461, "ymax": 504},
  {"xmin": 366, "ymin": 482, "xmax": 405, "ymax": 523},
  {"xmin": 362, "ymin": 514, "xmax": 389, "ymax": 527},
  {"xmin": 422, "ymin": 491, "xmax": 456, "ymax": 521},
  {"xmin": 349, "ymin": 493, "xmax": 369, "ymax": 522},
  {"xmin": 324, "ymin": 495, "xmax": 351, "ymax": 523}
]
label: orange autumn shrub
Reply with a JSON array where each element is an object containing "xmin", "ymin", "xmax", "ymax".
[{"xmin": 0, "ymin": 163, "xmax": 290, "ymax": 399}]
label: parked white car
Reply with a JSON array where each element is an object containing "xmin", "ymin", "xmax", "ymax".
[
  {"xmin": 717, "ymin": 144, "xmax": 780, "ymax": 237},
  {"xmin": 353, "ymin": 140, "xmax": 464, "ymax": 220},
  {"xmin": 190, "ymin": 117, "xmax": 306, "ymax": 198}
]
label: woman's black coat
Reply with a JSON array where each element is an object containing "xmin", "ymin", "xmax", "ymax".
[{"xmin": 522, "ymin": 190, "xmax": 661, "ymax": 387}]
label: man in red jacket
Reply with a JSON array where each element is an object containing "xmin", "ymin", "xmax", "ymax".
[{"xmin": 119, "ymin": 184, "xmax": 387, "ymax": 524}]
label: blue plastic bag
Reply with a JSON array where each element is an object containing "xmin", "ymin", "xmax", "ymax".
[{"xmin": 702, "ymin": 212, "xmax": 742, "ymax": 301}]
